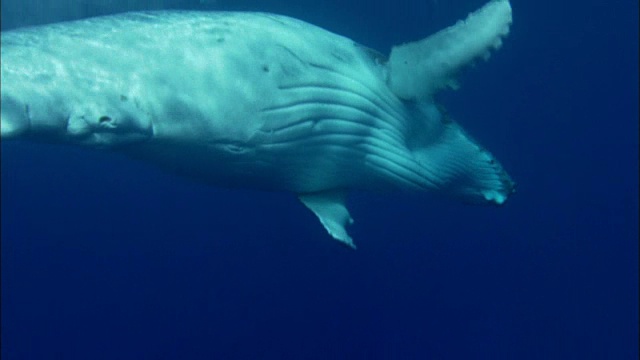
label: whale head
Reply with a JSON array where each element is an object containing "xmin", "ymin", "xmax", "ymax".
[{"xmin": 1, "ymin": 30, "xmax": 153, "ymax": 148}]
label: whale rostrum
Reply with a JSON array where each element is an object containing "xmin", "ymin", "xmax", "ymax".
[{"xmin": 1, "ymin": 0, "xmax": 515, "ymax": 248}]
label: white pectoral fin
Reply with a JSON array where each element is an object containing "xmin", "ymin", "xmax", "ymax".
[
  {"xmin": 298, "ymin": 191, "xmax": 355, "ymax": 249},
  {"xmin": 388, "ymin": 0, "xmax": 512, "ymax": 99}
]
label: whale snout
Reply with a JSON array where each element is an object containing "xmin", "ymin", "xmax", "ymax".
[
  {"xmin": 1, "ymin": 95, "xmax": 30, "ymax": 139},
  {"xmin": 1, "ymin": 91, "xmax": 154, "ymax": 148},
  {"xmin": 1, "ymin": 92, "xmax": 72, "ymax": 142}
]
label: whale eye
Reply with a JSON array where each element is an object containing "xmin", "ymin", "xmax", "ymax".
[{"xmin": 99, "ymin": 116, "xmax": 112, "ymax": 123}]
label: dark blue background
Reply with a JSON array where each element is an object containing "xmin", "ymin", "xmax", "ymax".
[{"xmin": 2, "ymin": 0, "xmax": 638, "ymax": 358}]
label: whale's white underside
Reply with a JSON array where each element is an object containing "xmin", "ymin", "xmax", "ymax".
[{"xmin": 1, "ymin": 0, "xmax": 514, "ymax": 247}]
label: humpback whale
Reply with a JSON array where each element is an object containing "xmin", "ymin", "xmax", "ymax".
[{"xmin": 1, "ymin": 0, "xmax": 514, "ymax": 248}]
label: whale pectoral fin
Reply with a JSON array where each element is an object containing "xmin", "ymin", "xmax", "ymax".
[
  {"xmin": 388, "ymin": 0, "xmax": 512, "ymax": 100},
  {"xmin": 298, "ymin": 191, "xmax": 355, "ymax": 249}
]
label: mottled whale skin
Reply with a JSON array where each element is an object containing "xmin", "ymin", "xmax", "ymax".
[{"xmin": 1, "ymin": 0, "xmax": 514, "ymax": 247}]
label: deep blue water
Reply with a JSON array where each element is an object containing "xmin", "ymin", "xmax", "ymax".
[{"xmin": 1, "ymin": 0, "xmax": 638, "ymax": 359}]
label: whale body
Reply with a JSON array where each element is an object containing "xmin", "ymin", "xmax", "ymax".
[{"xmin": 1, "ymin": 0, "xmax": 514, "ymax": 247}]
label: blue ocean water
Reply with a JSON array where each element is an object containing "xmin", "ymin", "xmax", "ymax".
[{"xmin": 1, "ymin": 0, "xmax": 637, "ymax": 359}]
